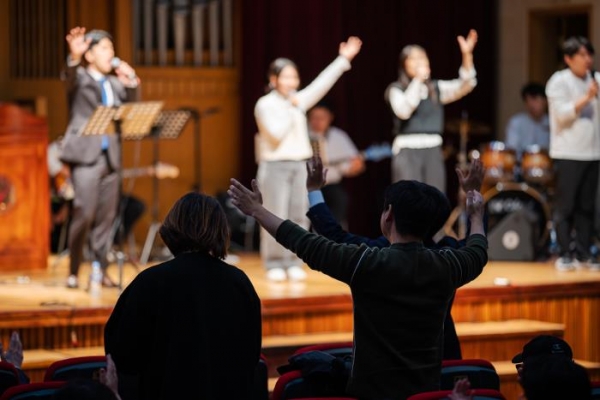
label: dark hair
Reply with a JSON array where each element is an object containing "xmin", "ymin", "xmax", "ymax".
[
  {"xmin": 52, "ymin": 378, "xmax": 119, "ymax": 400},
  {"xmin": 383, "ymin": 180, "xmax": 450, "ymax": 239},
  {"xmin": 84, "ymin": 30, "xmax": 113, "ymax": 51},
  {"xmin": 159, "ymin": 192, "xmax": 230, "ymax": 259},
  {"xmin": 308, "ymin": 99, "xmax": 335, "ymax": 116},
  {"xmin": 520, "ymin": 356, "xmax": 592, "ymax": 400},
  {"xmin": 267, "ymin": 57, "xmax": 297, "ymax": 78},
  {"xmin": 562, "ymin": 36, "xmax": 595, "ymax": 57},
  {"xmin": 520, "ymin": 82, "xmax": 546, "ymax": 100},
  {"xmin": 397, "ymin": 45, "xmax": 438, "ymax": 103}
]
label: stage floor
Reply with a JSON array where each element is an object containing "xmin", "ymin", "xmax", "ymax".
[{"xmin": 0, "ymin": 252, "xmax": 599, "ymax": 313}]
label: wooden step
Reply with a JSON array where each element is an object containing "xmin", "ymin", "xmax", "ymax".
[
  {"xmin": 456, "ymin": 319, "xmax": 565, "ymax": 361},
  {"xmin": 492, "ymin": 359, "xmax": 600, "ymax": 400}
]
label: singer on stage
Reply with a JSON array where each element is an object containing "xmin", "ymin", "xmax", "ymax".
[
  {"xmin": 384, "ymin": 30, "xmax": 478, "ymax": 194},
  {"xmin": 59, "ymin": 27, "xmax": 140, "ymax": 289},
  {"xmin": 546, "ymin": 36, "xmax": 600, "ymax": 271},
  {"xmin": 253, "ymin": 36, "xmax": 362, "ymax": 282}
]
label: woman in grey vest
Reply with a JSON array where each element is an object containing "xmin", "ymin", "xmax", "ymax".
[{"xmin": 384, "ymin": 29, "xmax": 478, "ymax": 194}]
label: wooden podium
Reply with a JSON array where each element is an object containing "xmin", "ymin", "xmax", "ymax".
[{"xmin": 0, "ymin": 103, "xmax": 49, "ymax": 270}]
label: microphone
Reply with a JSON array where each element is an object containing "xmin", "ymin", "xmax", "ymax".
[{"xmin": 111, "ymin": 57, "xmax": 137, "ymax": 80}]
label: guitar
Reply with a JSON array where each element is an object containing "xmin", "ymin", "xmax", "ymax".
[
  {"xmin": 121, "ymin": 162, "xmax": 180, "ymax": 180},
  {"xmin": 326, "ymin": 143, "xmax": 393, "ymax": 167},
  {"xmin": 53, "ymin": 162, "xmax": 180, "ymax": 201}
]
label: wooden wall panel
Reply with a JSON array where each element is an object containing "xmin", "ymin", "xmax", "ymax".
[
  {"xmin": 453, "ymin": 290, "xmax": 600, "ymax": 362},
  {"xmin": 121, "ymin": 67, "xmax": 240, "ymax": 242}
]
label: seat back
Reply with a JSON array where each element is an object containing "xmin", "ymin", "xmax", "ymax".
[
  {"xmin": 293, "ymin": 342, "xmax": 353, "ymax": 357},
  {"xmin": 0, "ymin": 382, "xmax": 65, "ymax": 400},
  {"xmin": 0, "ymin": 362, "xmax": 19, "ymax": 396},
  {"xmin": 407, "ymin": 388, "xmax": 505, "ymax": 400},
  {"xmin": 591, "ymin": 380, "xmax": 600, "ymax": 399},
  {"xmin": 440, "ymin": 359, "xmax": 500, "ymax": 391},
  {"xmin": 43, "ymin": 356, "xmax": 107, "ymax": 382}
]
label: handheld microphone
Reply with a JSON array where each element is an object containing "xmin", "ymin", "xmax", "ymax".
[{"xmin": 111, "ymin": 57, "xmax": 137, "ymax": 80}]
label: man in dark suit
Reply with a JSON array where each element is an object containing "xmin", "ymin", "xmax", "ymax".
[{"xmin": 59, "ymin": 27, "xmax": 140, "ymax": 288}]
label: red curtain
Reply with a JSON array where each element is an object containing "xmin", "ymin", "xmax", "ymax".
[{"xmin": 240, "ymin": 0, "xmax": 498, "ymax": 237}]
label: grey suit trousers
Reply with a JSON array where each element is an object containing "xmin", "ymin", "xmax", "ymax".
[{"xmin": 68, "ymin": 153, "xmax": 119, "ymax": 275}]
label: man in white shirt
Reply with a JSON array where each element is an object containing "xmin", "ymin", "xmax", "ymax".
[
  {"xmin": 308, "ymin": 102, "xmax": 365, "ymax": 228},
  {"xmin": 546, "ymin": 36, "xmax": 600, "ymax": 271}
]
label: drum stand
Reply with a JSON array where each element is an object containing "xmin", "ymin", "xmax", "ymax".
[{"xmin": 444, "ymin": 112, "xmax": 470, "ymax": 239}]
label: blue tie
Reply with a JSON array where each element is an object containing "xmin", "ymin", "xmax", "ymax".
[{"xmin": 99, "ymin": 78, "xmax": 109, "ymax": 150}]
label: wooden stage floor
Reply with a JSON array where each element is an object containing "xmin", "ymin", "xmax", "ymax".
[
  {"xmin": 0, "ymin": 252, "xmax": 598, "ymax": 311},
  {"xmin": 1, "ymin": 252, "xmax": 600, "ymax": 398}
]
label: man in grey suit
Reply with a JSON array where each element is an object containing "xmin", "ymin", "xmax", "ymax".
[{"xmin": 59, "ymin": 27, "xmax": 140, "ymax": 288}]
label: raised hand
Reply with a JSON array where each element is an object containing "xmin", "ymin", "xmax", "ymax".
[
  {"xmin": 449, "ymin": 378, "xmax": 473, "ymax": 400},
  {"xmin": 228, "ymin": 179, "xmax": 263, "ymax": 217},
  {"xmin": 99, "ymin": 354, "xmax": 121, "ymax": 399},
  {"xmin": 456, "ymin": 158, "xmax": 484, "ymax": 193},
  {"xmin": 66, "ymin": 26, "xmax": 92, "ymax": 62},
  {"xmin": 457, "ymin": 29, "xmax": 478, "ymax": 54},
  {"xmin": 4, "ymin": 331, "xmax": 23, "ymax": 368},
  {"xmin": 465, "ymin": 190, "xmax": 484, "ymax": 220},
  {"xmin": 306, "ymin": 156, "xmax": 328, "ymax": 192},
  {"xmin": 339, "ymin": 36, "xmax": 363, "ymax": 62}
]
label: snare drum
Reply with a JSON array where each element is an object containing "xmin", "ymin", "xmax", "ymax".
[
  {"xmin": 521, "ymin": 145, "xmax": 553, "ymax": 186},
  {"xmin": 481, "ymin": 141, "xmax": 516, "ymax": 183},
  {"xmin": 484, "ymin": 182, "xmax": 551, "ymax": 254}
]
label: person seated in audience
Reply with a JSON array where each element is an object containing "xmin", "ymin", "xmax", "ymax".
[
  {"xmin": 104, "ymin": 192, "xmax": 262, "ymax": 400},
  {"xmin": 52, "ymin": 378, "xmax": 120, "ymax": 400},
  {"xmin": 0, "ymin": 331, "xmax": 29, "ymax": 384},
  {"xmin": 511, "ymin": 334, "xmax": 574, "ymax": 381},
  {"xmin": 229, "ymin": 174, "xmax": 488, "ymax": 400},
  {"xmin": 305, "ymin": 156, "xmax": 485, "ymax": 360},
  {"xmin": 519, "ymin": 355, "xmax": 591, "ymax": 400}
]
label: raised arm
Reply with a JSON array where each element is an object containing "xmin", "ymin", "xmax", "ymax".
[
  {"xmin": 294, "ymin": 36, "xmax": 362, "ymax": 111},
  {"xmin": 306, "ymin": 156, "xmax": 390, "ymax": 247},
  {"xmin": 438, "ymin": 29, "xmax": 478, "ymax": 104},
  {"xmin": 229, "ymin": 179, "xmax": 284, "ymax": 237}
]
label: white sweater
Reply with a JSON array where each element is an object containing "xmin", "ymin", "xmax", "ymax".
[
  {"xmin": 254, "ymin": 56, "xmax": 351, "ymax": 162},
  {"xmin": 546, "ymin": 68, "xmax": 600, "ymax": 160}
]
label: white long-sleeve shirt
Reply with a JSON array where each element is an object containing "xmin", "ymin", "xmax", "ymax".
[
  {"xmin": 546, "ymin": 68, "xmax": 600, "ymax": 160},
  {"xmin": 254, "ymin": 56, "xmax": 351, "ymax": 162},
  {"xmin": 387, "ymin": 67, "xmax": 477, "ymax": 151}
]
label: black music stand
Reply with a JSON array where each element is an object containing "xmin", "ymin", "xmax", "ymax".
[
  {"xmin": 139, "ymin": 109, "xmax": 191, "ymax": 265},
  {"xmin": 82, "ymin": 101, "xmax": 164, "ymax": 291}
]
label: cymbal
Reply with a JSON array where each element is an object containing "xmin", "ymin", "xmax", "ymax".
[{"xmin": 444, "ymin": 119, "xmax": 491, "ymax": 135}]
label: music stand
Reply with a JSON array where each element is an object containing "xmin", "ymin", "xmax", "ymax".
[
  {"xmin": 139, "ymin": 109, "xmax": 192, "ymax": 265},
  {"xmin": 82, "ymin": 101, "xmax": 164, "ymax": 291}
]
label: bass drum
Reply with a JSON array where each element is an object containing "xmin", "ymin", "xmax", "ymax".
[{"xmin": 483, "ymin": 183, "xmax": 551, "ymax": 256}]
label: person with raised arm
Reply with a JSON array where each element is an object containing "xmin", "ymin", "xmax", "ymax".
[
  {"xmin": 229, "ymin": 175, "xmax": 487, "ymax": 399},
  {"xmin": 254, "ymin": 36, "xmax": 362, "ymax": 282}
]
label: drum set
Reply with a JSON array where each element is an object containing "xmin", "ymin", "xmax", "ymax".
[{"xmin": 473, "ymin": 141, "xmax": 555, "ymax": 259}]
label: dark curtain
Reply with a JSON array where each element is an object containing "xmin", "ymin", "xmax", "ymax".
[{"xmin": 241, "ymin": 0, "xmax": 498, "ymax": 238}]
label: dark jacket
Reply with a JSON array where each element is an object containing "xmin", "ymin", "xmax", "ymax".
[
  {"xmin": 104, "ymin": 251, "xmax": 262, "ymax": 400},
  {"xmin": 277, "ymin": 220, "xmax": 488, "ymax": 400}
]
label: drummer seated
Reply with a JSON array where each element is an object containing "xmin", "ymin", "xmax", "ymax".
[{"xmin": 504, "ymin": 82, "xmax": 550, "ymax": 162}]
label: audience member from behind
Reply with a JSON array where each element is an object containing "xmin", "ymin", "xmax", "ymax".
[
  {"xmin": 305, "ymin": 156, "xmax": 486, "ymax": 360},
  {"xmin": 520, "ymin": 356, "xmax": 591, "ymax": 400},
  {"xmin": 229, "ymin": 177, "xmax": 488, "ymax": 400},
  {"xmin": 104, "ymin": 192, "xmax": 262, "ymax": 400},
  {"xmin": 505, "ymin": 82, "xmax": 550, "ymax": 161}
]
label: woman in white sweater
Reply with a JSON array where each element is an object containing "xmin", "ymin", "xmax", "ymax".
[{"xmin": 254, "ymin": 36, "xmax": 362, "ymax": 281}]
